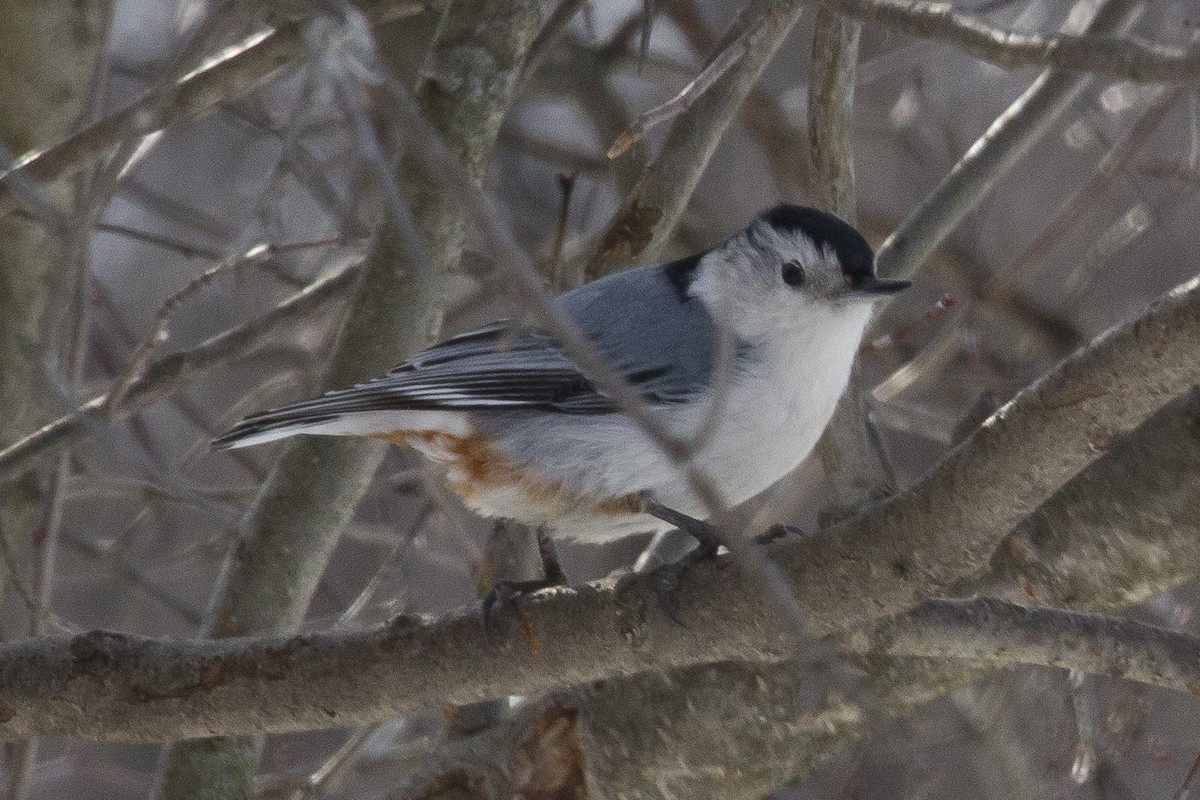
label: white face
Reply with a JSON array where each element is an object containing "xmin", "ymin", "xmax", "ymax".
[{"xmin": 689, "ymin": 220, "xmax": 874, "ymax": 344}]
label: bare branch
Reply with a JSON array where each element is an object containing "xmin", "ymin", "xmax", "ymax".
[
  {"xmin": 875, "ymin": 0, "xmax": 1146, "ymax": 282},
  {"xmin": 106, "ymin": 238, "xmax": 341, "ymax": 412},
  {"xmin": 0, "ymin": 1, "xmax": 436, "ymax": 222},
  {"xmin": 843, "ymin": 597, "xmax": 1200, "ymax": 695},
  {"xmin": 818, "ymin": 0, "xmax": 1200, "ymax": 82},
  {"xmin": 0, "ymin": 264, "xmax": 360, "ymax": 484},
  {"xmin": 807, "ymin": 8, "xmax": 861, "ymax": 222},
  {"xmin": 585, "ymin": 0, "xmax": 804, "ymax": 280},
  {"xmin": 805, "ymin": 7, "xmax": 880, "ymax": 519},
  {"xmin": 605, "ymin": 19, "xmax": 760, "ymax": 160},
  {"xmin": 392, "ymin": 602, "xmax": 1200, "ymax": 799}
]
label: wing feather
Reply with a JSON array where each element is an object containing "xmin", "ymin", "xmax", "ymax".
[{"xmin": 214, "ymin": 259, "xmax": 722, "ymax": 448}]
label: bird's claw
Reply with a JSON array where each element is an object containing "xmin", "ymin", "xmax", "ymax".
[
  {"xmin": 752, "ymin": 523, "xmax": 812, "ymax": 545},
  {"xmin": 656, "ymin": 567, "xmax": 687, "ymax": 627},
  {"xmin": 654, "ymin": 534, "xmax": 720, "ymax": 626},
  {"xmin": 481, "ymin": 578, "xmax": 557, "ymax": 638}
]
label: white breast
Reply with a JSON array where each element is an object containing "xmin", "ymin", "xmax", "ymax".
[{"xmin": 662, "ymin": 303, "xmax": 871, "ymax": 510}]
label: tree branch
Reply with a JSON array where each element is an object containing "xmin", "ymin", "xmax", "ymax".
[
  {"xmin": 390, "ymin": 591, "xmax": 1200, "ymax": 800},
  {"xmin": 390, "ymin": 387, "xmax": 1200, "ymax": 800},
  {"xmin": 805, "ymin": 7, "xmax": 883, "ymax": 518},
  {"xmin": 5, "ymin": 269, "xmax": 1200, "ymax": 741},
  {"xmin": 874, "ymin": 0, "xmax": 1146, "ymax": 283},
  {"xmin": 584, "ymin": 0, "xmax": 804, "ymax": 280},
  {"xmin": 844, "ymin": 597, "xmax": 1200, "ymax": 695},
  {"xmin": 819, "ymin": 0, "xmax": 1200, "ymax": 82},
  {"xmin": 0, "ymin": 1, "xmax": 436, "ymax": 222},
  {"xmin": 0, "ymin": 263, "xmax": 359, "ymax": 484}
]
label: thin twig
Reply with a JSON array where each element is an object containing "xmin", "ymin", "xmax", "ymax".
[
  {"xmin": 1174, "ymin": 747, "xmax": 1200, "ymax": 800},
  {"xmin": 106, "ymin": 237, "xmax": 342, "ymax": 412},
  {"xmin": 875, "ymin": 0, "xmax": 1147, "ymax": 283},
  {"xmin": 0, "ymin": 264, "xmax": 361, "ymax": 484},
  {"xmin": 518, "ymin": 0, "xmax": 586, "ymax": 87},
  {"xmin": 0, "ymin": 1, "xmax": 437, "ymax": 221},
  {"xmin": 607, "ymin": 22, "xmax": 755, "ymax": 159},
  {"xmin": 546, "ymin": 171, "xmax": 576, "ymax": 289},
  {"xmin": 817, "ymin": 0, "xmax": 1200, "ymax": 82},
  {"xmin": 586, "ymin": 0, "xmax": 805, "ymax": 279}
]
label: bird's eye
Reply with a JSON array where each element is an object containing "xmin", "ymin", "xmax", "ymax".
[{"xmin": 781, "ymin": 260, "xmax": 806, "ymax": 288}]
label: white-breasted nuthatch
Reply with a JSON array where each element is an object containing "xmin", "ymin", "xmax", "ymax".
[{"xmin": 215, "ymin": 205, "xmax": 909, "ymax": 547}]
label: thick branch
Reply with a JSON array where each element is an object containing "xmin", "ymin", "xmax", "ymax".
[
  {"xmin": 391, "ymin": 596, "xmax": 1200, "ymax": 799},
  {"xmin": 844, "ymin": 597, "xmax": 1200, "ymax": 695},
  {"xmin": 392, "ymin": 387, "xmax": 1200, "ymax": 800},
  {"xmin": 5, "ymin": 272, "xmax": 1200, "ymax": 741}
]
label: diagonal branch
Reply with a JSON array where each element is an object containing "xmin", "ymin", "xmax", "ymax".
[
  {"xmin": 585, "ymin": 0, "xmax": 805, "ymax": 280},
  {"xmin": 819, "ymin": 0, "xmax": 1200, "ymax": 82},
  {"xmin": 843, "ymin": 597, "xmax": 1200, "ymax": 695},
  {"xmin": 0, "ymin": 263, "xmax": 360, "ymax": 483},
  {"xmin": 0, "ymin": 1, "xmax": 436, "ymax": 222},
  {"xmin": 874, "ymin": 0, "xmax": 1146, "ymax": 283},
  {"xmin": 604, "ymin": 15, "xmax": 765, "ymax": 160}
]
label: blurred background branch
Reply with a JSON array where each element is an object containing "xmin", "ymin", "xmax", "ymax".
[{"xmin": 153, "ymin": 2, "xmax": 543, "ymax": 797}]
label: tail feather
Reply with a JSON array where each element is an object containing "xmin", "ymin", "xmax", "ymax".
[
  {"xmin": 211, "ymin": 407, "xmax": 340, "ymax": 450},
  {"xmin": 213, "ymin": 404, "xmax": 472, "ymax": 450}
]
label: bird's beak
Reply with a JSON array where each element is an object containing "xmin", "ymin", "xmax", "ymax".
[{"xmin": 844, "ymin": 275, "xmax": 911, "ymax": 300}]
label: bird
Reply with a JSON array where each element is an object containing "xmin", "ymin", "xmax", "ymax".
[{"xmin": 215, "ymin": 204, "xmax": 909, "ymax": 561}]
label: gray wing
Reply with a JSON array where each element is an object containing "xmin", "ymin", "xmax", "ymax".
[
  {"xmin": 215, "ymin": 257, "xmax": 720, "ymax": 444},
  {"xmin": 552, "ymin": 254, "xmax": 718, "ymax": 407}
]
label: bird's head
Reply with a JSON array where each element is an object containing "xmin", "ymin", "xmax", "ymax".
[{"xmin": 689, "ymin": 204, "xmax": 910, "ymax": 343}]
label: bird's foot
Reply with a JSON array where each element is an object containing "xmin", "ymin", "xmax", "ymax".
[
  {"xmin": 481, "ymin": 525, "xmax": 566, "ymax": 638},
  {"xmin": 752, "ymin": 523, "xmax": 813, "ymax": 545},
  {"xmin": 637, "ymin": 493, "xmax": 723, "ymax": 625},
  {"xmin": 481, "ymin": 577, "xmax": 559, "ymax": 626},
  {"xmin": 654, "ymin": 535, "xmax": 720, "ymax": 626}
]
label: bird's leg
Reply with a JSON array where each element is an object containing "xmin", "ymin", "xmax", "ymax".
[
  {"xmin": 535, "ymin": 525, "xmax": 566, "ymax": 586},
  {"xmin": 481, "ymin": 523, "xmax": 566, "ymax": 630},
  {"xmin": 638, "ymin": 495, "xmax": 721, "ymax": 557},
  {"xmin": 637, "ymin": 494, "xmax": 722, "ymax": 625},
  {"xmin": 637, "ymin": 494, "xmax": 814, "ymax": 623}
]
